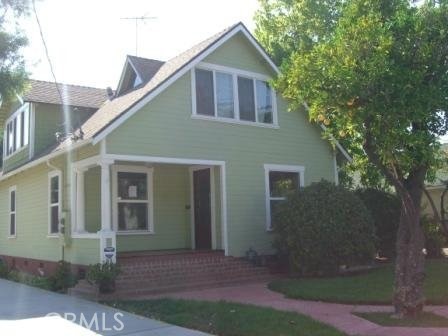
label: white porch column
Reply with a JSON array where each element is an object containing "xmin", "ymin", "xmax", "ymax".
[
  {"xmin": 100, "ymin": 160, "xmax": 113, "ymax": 232},
  {"xmin": 75, "ymin": 168, "xmax": 87, "ymax": 233}
]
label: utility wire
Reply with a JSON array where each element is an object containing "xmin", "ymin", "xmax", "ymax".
[
  {"xmin": 32, "ymin": 0, "xmax": 64, "ymax": 105},
  {"xmin": 32, "ymin": 0, "xmax": 83, "ymax": 140}
]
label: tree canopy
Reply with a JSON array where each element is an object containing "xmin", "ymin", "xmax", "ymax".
[
  {"xmin": 255, "ymin": 0, "xmax": 448, "ymax": 316},
  {"xmin": 0, "ymin": 0, "xmax": 29, "ymax": 106},
  {"xmin": 256, "ymin": 0, "xmax": 448, "ymax": 190}
]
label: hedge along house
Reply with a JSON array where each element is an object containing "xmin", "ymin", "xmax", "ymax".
[{"xmin": 0, "ymin": 23, "xmax": 348, "ymax": 281}]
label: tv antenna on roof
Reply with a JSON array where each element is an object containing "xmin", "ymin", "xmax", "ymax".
[{"xmin": 120, "ymin": 14, "xmax": 157, "ymax": 56}]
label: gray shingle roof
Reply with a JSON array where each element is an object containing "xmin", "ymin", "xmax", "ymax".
[
  {"xmin": 23, "ymin": 79, "xmax": 108, "ymax": 109},
  {"xmin": 127, "ymin": 56, "xmax": 165, "ymax": 84}
]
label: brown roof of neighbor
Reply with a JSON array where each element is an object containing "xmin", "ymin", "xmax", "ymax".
[
  {"xmin": 23, "ymin": 79, "xmax": 108, "ymax": 109},
  {"xmin": 127, "ymin": 56, "xmax": 165, "ymax": 84},
  {"xmin": 52, "ymin": 22, "xmax": 241, "ymax": 152}
]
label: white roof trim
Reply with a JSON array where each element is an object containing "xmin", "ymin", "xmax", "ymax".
[
  {"xmin": 92, "ymin": 23, "xmax": 279, "ymax": 144},
  {"xmin": 0, "ymin": 139, "xmax": 92, "ymax": 182},
  {"xmin": 302, "ymin": 102, "xmax": 352, "ymax": 162},
  {"xmin": 320, "ymin": 124, "xmax": 352, "ymax": 162},
  {"xmin": 115, "ymin": 57, "xmax": 143, "ymax": 96}
]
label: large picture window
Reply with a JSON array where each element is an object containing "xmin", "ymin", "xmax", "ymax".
[
  {"xmin": 48, "ymin": 171, "xmax": 61, "ymax": 235},
  {"xmin": 5, "ymin": 103, "xmax": 30, "ymax": 158},
  {"xmin": 9, "ymin": 186, "xmax": 16, "ymax": 237},
  {"xmin": 193, "ymin": 65, "xmax": 276, "ymax": 126},
  {"xmin": 112, "ymin": 166, "xmax": 154, "ymax": 233},
  {"xmin": 264, "ymin": 164, "xmax": 304, "ymax": 231}
]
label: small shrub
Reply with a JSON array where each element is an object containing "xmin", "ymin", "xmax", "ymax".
[
  {"xmin": 355, "ymin": 188, "xmax": 400, "ymax": 259},
  {"xmin": 49, "ymin": 261, "xmax": 77, "ymax": 292},
  {"xmin": 422, "ymin": 215, "xmax": 447, "ymax": 258},
  {"xmin": 0, "ymin": 259, "xmax": 9, "ymax": 278},
  {"xmin": 7, "ymin": 270, "xmax": 52, "ymax": 290},
  {"xmin": 274, "ymin": 180, "xmax": 376, "ymax": 276},
  {"xmin": 86, "ymin": 262, "xmax": 120, "ymax": 293}
]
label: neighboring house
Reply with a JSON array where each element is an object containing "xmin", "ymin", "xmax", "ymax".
[
  {"xmin": 0, "ymin": 23, "xmax": 344, "ymax": 275},
  {"xmin": 422, "ymin": 144, "xmax": 448, "ymax": 219}
]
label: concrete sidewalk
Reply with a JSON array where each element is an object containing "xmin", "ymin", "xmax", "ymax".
[
  {"xmin": 157, "ymin": 281, "xmax": 448, "ymax": 336},
  {"xmin": 0, "ymin": 279, "xmax": 208, "ymax": 336}
]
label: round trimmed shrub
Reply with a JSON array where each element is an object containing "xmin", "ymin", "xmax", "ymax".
[
  {"xmin": 273, "ymin": 180, "xmax": 376, "ymax": 276},
  {"xmin": 355, "ymin": 188, "xmax": 400, "ymax": 259}
]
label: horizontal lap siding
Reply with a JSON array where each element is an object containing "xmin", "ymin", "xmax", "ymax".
[
  {"xmin": 106, "ymin": 34, "xmax": 334, "ymax": 256},
  {"xmin": 3, "ymin": 146, "xmax": 29, "ymax": 172},
  {"xmin": 65, "ymin": 238, "xmax": 100, "ymax": 266},
  {"xmin": 106, "ymin": 81, "xmax": 334, "ymax": 257},
  {"xmin": 117, "ymin": 164, "xmax": 191, "ymax": 251},
  {"xmin": 0, "ymin": 163, "xmax": 63, "ymax": 261}
]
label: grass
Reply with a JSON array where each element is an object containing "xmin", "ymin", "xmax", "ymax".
[
  {"xmin": 354, "ymin": 312, "xmax": 448, "ymax": 327},
  {"xmin": 108, "ymin": 298, "xmax": 347, "ymax": 336},
  {"xmin": 268, "ymin": 259, "xmax": 448, "ymax": 305}
]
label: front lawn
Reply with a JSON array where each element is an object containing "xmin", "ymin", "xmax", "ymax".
[
  {"xmin": 108, "ymin": 299, "xmax": 347, "ymax": 336},
  {"xmin": 354, "ymin": 312, "xmax": 448, "ymax": 328},
  {"xmin": 269, "ymin": 259, "xmax": 448, "ymax": 305}
]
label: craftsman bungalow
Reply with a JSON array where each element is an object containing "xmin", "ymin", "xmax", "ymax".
[{"xmin": 0, "ymin": 23, "xmax": 347, "ymax": 281}]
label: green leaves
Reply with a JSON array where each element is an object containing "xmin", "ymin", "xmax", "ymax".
[
  {"xmin": 256, "ymin": 0, "xmax": 448, "ymax": 187},
  {"xmin": 274, "ymin": 180, "xmax": 376, "ymax": 275},
  {"xmin": 0, "ymin": 0, "xmax": 29, "ymax": 105}
]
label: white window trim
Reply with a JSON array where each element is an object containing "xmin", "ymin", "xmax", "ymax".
[
  {"xmin": 4, "ymin": 103, "xmax": 30, "ymax": 160},
  {"xmin": 111, "ymin": 165, "xmax": 154, "ymax": 235},
  {"xmin": 191, "ymin": 63, "xmax": 278, "ymax": 128},
  {"xmin": 48, "ymin": 170, "xmax": 62, "ymax": 237},
  {"xmin": 8, "ymin": 185, "xmax": 17, "ymax": 238},
  {"xmin": 264, "ymin": 164, "xmax": 305, "ymax": 231}
]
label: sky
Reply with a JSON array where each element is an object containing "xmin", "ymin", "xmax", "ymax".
[{"xmin": 19, "ymin": 0, "xmax": 260, "ymax": 89}]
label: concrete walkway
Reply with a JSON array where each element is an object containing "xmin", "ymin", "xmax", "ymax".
[
  {"xmin": 155, "ymin": 281, "xmax": 448, "ymax": 336},
  {"xmin": 0, "ymin": 279, "xmax": 208, "ymax": 336}
]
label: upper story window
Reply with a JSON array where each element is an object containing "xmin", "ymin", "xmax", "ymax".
[
  {"xmin": 192, "ymin": 64, "xmax": 277, "ymax": 127},
  {"xmin": 4, "ymin": 103, "xmax": 30, "ymax": 158}
]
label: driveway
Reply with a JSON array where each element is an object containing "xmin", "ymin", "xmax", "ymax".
[{"xmin": 0, "ymin": 279, "xmax": 208, "ymax": 336}]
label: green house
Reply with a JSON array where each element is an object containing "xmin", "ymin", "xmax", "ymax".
[{"xmin": 0, "ymin": 23, "xmax": 347, "ymax": 274}]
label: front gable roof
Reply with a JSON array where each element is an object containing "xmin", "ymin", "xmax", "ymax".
[{"xmin": 55, "ymin": 22, "xmax": 279, "ymax": 149}]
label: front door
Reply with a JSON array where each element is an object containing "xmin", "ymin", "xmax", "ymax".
[{"xmin": 193, "ymin": 168, "xmax": 212, "ymax": 249}]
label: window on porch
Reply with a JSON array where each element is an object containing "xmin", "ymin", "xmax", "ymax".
[{"xmin": 112, "ymin": 166, "xmax": 154, "ymax": 233}]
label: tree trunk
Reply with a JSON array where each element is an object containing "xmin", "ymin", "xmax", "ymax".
[{"xmin": 393, "ymin": 186, "xmax": 426, "ymax": 317}]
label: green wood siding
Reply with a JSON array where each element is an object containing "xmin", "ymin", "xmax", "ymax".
[
  {"xmin": 0, "ymin": 163, "xmax": 63, "ymax": 262},
  {"xmin": 204, "ymin": 32, "xmax": 276, "ymax": 77},
  {"xmin": 0, "ymin": 31, "xmax": 336, "ymax": 264},
  {"xmin": 33, "ymin": 103, "xmax": 94, "ymax": 156},
  {"xmin": 3, "ymin": 146, "xmax": 29, "ymax": 172},
  {"xmin": 117, "ymin": 164, "xmax": 192, "ymax": 252},
  {"xmin": 105, "ymin": 35, "xmax": 335, "ymax": 256}
]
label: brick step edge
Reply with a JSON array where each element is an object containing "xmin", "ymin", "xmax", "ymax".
[
  {"xmin": 116, "ymin": 270, "xmax": 271, "ymax": 285},
  {"xmin": 117, "ymin": 267, "xmax": 271, "ymax": 279},
  {"xmin": 103, "ymin": 275, "xmax": 278, "ymax": 299}
]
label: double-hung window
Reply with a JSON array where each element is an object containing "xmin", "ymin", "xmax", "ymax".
[
  {"xmin": 264, "ymin": 165, "xmax": 304, "ymax": 231},
  {"xmin": 9, "ymin": 186, "xmax": 16, "ymax": 237},
  {"xmin": 193, "ymin": 65, "xmax": 276, "ymax": 126},
  {"xmin": 48, "ymin": 171, "xmax": 61, "ymax": 235},
  {"xmin": 112, "ymin": 166, "xmax": 154, "ymax": 233},
  {"xmin": 5, "ymin": 103, "xmax": 30, "ymax": 158}
]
